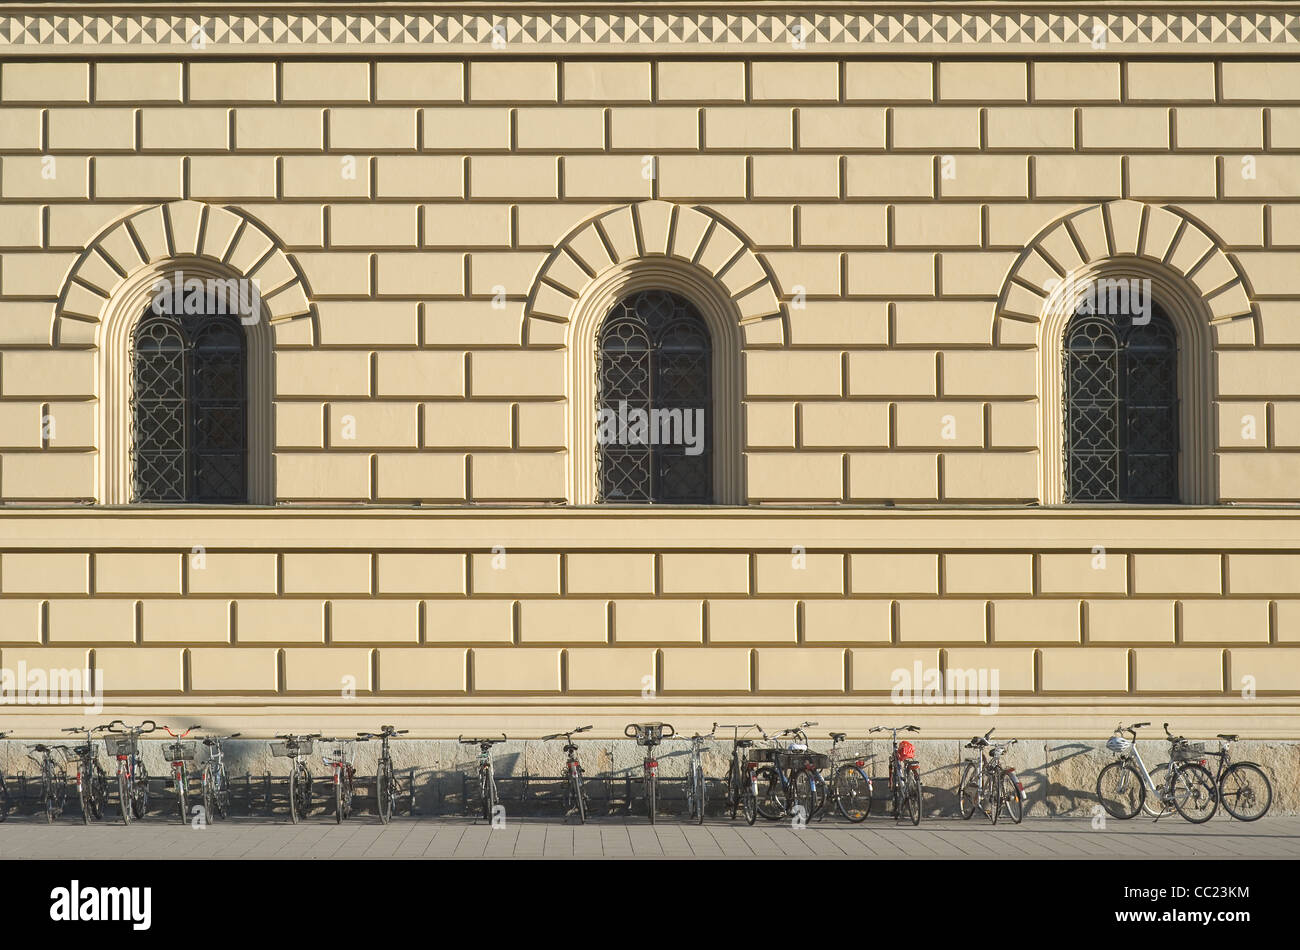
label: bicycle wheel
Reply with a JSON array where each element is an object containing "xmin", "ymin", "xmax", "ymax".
[
  {"xmin": 118, "ymin": 771, "xmax": 132, "ymax": 826},
  {"xmin": 754, "ymin": 766, "xmax": 785, "ymax": 821},
  {"xmin": 0, "ymin": 777, "xmax": 8, "ymax": 822},
  {"xmin": 903, "ymin": 771, "xmax": 922, "ymax": 826},
  {"xmin": 289, "ymin": 767, "xmax": 301, "ymax": 824},
  {"xmin": 80, "ymin": 772, "xmax": 94, "ymax": 825},
  {"xmin": 202, "ymin": 769, "xmax": 216, "ymax": 824},
  {"xmin": 572, "ymin": 771, "xmax": 587, "ymax": 825},
  {"xmin": 790, "ymin": 770, "xmax": 817, "ymax": 824},
  {"xmin": 1170, "ymin": 763, "xmax": 1217, "ymax": 824},
  {"xmin": 726, "ymin": 761, "xmax": 741, "ymax": 819},
  {"xmin": 1141, "ymin": 763, "xmax": 1170, "ymax": 817},
  {"xmin": 1095, "ymin": 760, "xmax": 1144, "ymax": 819},
  {"xmin": 335, "ymin": 774, "xmax": 345, "ymax": 824},
  {"xmin": 1000, "ymin": 771, "xmax": 1024, "ymax": 824},
  {"xmin": 1219, "ymin": 763, "xmax": 1272, "ymax": 822},
  {"xmin": 132, "ymin": 764, "xmax": 150, "ymax": 819},
  {"xmin": 378, "ymin": 759, "xmax": 394, "ymax": 824},
  {"xmin": 834, "ymin": 765, "xmax": 872, "ymax": 823},
  {"xmin": 86, "ymin": 767, "xmax": 105, "ymax": 823},
  {"xmin": 42, "ymin": 769, "xmax": 56, "ymax": 824},
  {"xmin": 742, "ymin": 771, "xmax": 759, "ymax": 825},
  {"xmin": 214, "ymin": 767, "xmax": 230, "ymax": 820},
  {"xmin": 693, "ymin": 763, "xmax": 706, "ymax": 824},
  {"xmin": 647, "ymin": 772, "xmax": 656, "ymax": 825},
  {"xmin": 957, "ymin": 762, "xmax": 979, "ymax": 820},
  {"xmin": 176, "ymin": 770, "xmax": 188, "ymax": 824}
]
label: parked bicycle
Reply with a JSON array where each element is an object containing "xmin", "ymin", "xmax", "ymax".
[
  {"xmin": 718, "ymin": 723, "xmax": 763, "ymax": 825},
  {"xmin": 27, "ymin": 743, "xmax": 70, "ymax": 823},
  {"xmin": 322, "ymin": 737, "xmax": 358, "ymax": 823},
  {"xmin": 678, "ymin": 724, "xmax": 715, "ymax": 824},
  {"xmin": 358, "ymin": 725, "xmax": 407, "ymax": 824},
  {"xmin": 624, "ymin": 722, "xmax": 674, "ymax": 824},
  {"xmin": 808, "ymin": 732, "xmax": 873, "ymax": 823},
  {"xmin": 62, "ymin": 725, "xmax": 110, "ymax": 823},
  {"xmin": 271, "ymin": 733, "xmax": 319, "ymax": 824},
  {"xmin": 753, "ymin": 721, "xmax": 817, "ymax": 822},
  {"xmin": 870, "ymin": 724, "xmax": 923, "ymax": 825},
  {"xmin": 460, "ymin": 735, "xmax": 506, "ymax": 823},
  {"xmin": 162, "ymin": 725, "xmax": 202, "ymax": 823},
  {"xmin": 105, "ymin": 720, "xmax": 156, "ymax": 825},
  {"xmin": 957, "ymin": 728, "xmax": 1024, "ymax": 824},
  {"xmin": 0, "ymin": 731, "xmax": 9, "ymax": 821},
  {"xmin": 1096, "ymin": 721, "xmax": 1217, "ymax": 823},
  {"xmin": 199, "ymin": 732, "xmax": 239, "ymax": 822},
  {"xmin": 540, "ymin": 725, "xmax": 592, "ymax": 823},
  {"xmin": 1207, "ymin": 733, "xmax": 1272, "ymax": 821}
]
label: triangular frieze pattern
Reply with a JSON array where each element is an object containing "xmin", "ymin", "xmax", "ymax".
[{"xmin": 0, "ymin": 10, "xmax": 1296, "ymax": 48}]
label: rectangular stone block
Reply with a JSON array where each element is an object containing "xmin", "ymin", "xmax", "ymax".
[
  {"xmin": 800, "ymin": 402, "xmax": 888, "ymax": 449},
  {"xmin": 0, "ymin": 599, "xmax": 41, "ymax": 643},
  {"xmin": 897, "ymin": 601, "xmax": 986, "ymax": 643},
  {"xmin": 375, "ymin": 62, "xmax": 464, "ymax": 103},
  {"xmin": 470, "ymin": 452, "xmax": 565, "ymax": 502},
  {"xmin": 844, "ymin": 155, "xmax": 933, "ymax": 198},
  {"xmin": 471, "ymin": 553, "xmax": 560, "ymax": 596},
  {"xmin": 375, "ymin": 553, "xmax": 465, "ymax": 596},
  {"xmin": 991, "ymin": 600, "xmax": 1081, "ymax": 643},
  {"xmin": 282, "ymin": 62, "xmax": 369, "ymax": 102},
  {"xmin": 944, "ymin": 648, "xmax": 1034, "ymax": 692},
  {"xmin": 746, "ymin": 453, "xmax": 843, "ymax": 502},
  {"xmin": 613, "ymin": 600, "xmax": 703, "ymax": 643},
  {"xmin": 850, "ymin": 554, "xmax": 937, "ymax": 595},
  {"xmin": 330, "ymin": 600, "xmax": 420, "ymax": 644},
  {"xmin": 1032, "ymin": 61, "xmax": 1120, "ymax": 101},
  {"xmin": 755, "ymin": 553, "xmax": 844, "ymax": 595},
  {"xmin": 944, "ymin": 554, "xmax": 1033, "ymax": 596},
  {"xmin": 236, "ymin": 600, "xmax": 325, "ymax": 643},
  {"xmin": 1181, "ymin": 600, "xmax": 1270, "ymax": 644},
  {"xmin": 848, "ymin": 453, "xmax": 939, "ymax": 502},
  {"xmin": 563, "ymin": 62, "xmax": 650, "ymax": 102},
  {"xmin": 1226, "ymin": 649, "xmax": 1300, "ymax": 692},
  {"xmin": 1133, "ymin": 648, "xmax": 1223, "ymax": 693},
  {"xmin": 755, "ymin": 648, "xmax": 845, "ymax": 692},
  {"xmin": 1226, "ymin": 554, "xmax": 1300, "ymax": 594},
  {"xmin": 1039, "ymin": 553, "xmax": 1126, "ymax": 595},
  {"xmin": 657, "ymin": 61, "xmax": 745, "ymax": 101},
  {"xmin": 1040, "ymin": 647, "xmax": 1128, "ymax": 692},
  {"xmin": 1087, "ymin": 601, "xmax": 1175, "ymax": 643},
  {"xmin": 472, "ymin": 648, "xmax": 561, "ymax": 691},
  {"xmin": 95, "ymin": 553, "xmax": 182, "ymax": 596},
  {"xmin": 661, "ymin": 647, "xmax": 750, "ymax": 692},
  {"xmin": 377, "ymin": 648, "xmax": 466, "ymax": 692},
  {"xmin": 802, "ymin": 600, "xmax": 892, "ymax": 643},
  {"xmin": 942, "ymin": 453, "xmax": 1038, "ymax": 502},
  {"xmin": 661, "ymin": 554, "xmax": 748, "ymax": 595},
  {"xmin": 566, "ymin": 647, "xmax": 655, "ymax": 692},
  {"xmin": 469, "ymin": 61, "xmax": 557, "ymax": 102},
  {"xmin": 95, "ymin": 62, "xmax": 181, "ymax": 102},
  {"xmin": 189, "ymin": 554, "xmax": 277, "ymax": 596},
  {"xmin": 566, "ymin": 553, "xmax": 654, "ymax": 596},
  {"xmin": 708, "ymin": 600, "xmax": 797, "ymax": 643},
  {"xmin": 282, "ymin": 553, "xmax": 370, "ymax": 596},
  {"xmin": 141, "ymin": 600, "xmax": 231, "ymax": 644},
  {"xmin": 1131, "ymin": 554, "xmax": 1222, "ymax": 595},
  {"xmin": 3, "ymin": 62, "xmax": 89, "ymax": 102},
  {"xmin": 518, "ymin": 600, "xmax": 607, "ymax": 644},
  {"xmin": 374, "ymin": 454, "xmax": 466, "ymax": 503},
  {"xmin": 48, "ymin": 600, "xmax": 134, "ymax": 643},
  {"xmin": 424, "ymin": 601, "xmax": 513, "ymax": 644},
  {"xmin": 849, "ymin": 648, "xmax": 940, "ymax": 692},
  {"xmin": 2, "ymin": 553, "xmax": 89, "ymax": 594},
  {"xmin": 95, "ymin": 648, "xmax": 184, "ymax": 693},
  {"xmin": 190, "ymin": 648, "xmax": 278, "ymax": 692},
  {"xmin": 284, "ymin": 647, "xmax": 372, "ymax": 692}
]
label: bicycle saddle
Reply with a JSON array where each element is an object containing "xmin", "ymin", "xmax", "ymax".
[
  {"xmin": 735, "ymin": 739, "xmax": 754, "ymax": 748},
  {"xmin": 829, "ymin": 732, "xmax": 847, "ymax": 742},
  {"xmin": 1217, "ymin": 734, "xmax": 1239, "ymax": 741},
  {"xmin": 29, "ymin": 743, "xmax": 50, "ymax": 752}
]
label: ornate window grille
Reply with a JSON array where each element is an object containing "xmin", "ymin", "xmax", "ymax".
[
  {"xmin": 596, "ymin": 289, "xmax": 712, "ymax": 504},
  {"xmin": 1064, "ymin": 300, "xmax": 1179, "ymax": 503},
  {"xmin": 129, "ymin": 295, "xmax": 247, "ymax": 503}
]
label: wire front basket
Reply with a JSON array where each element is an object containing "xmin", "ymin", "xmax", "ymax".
[
  {"xmin": 164, "ymin": 741, "xmax": 199, "ymax": 762},
  {"xmin": 103, "ymin": 734, "xmax": 138, "ymax": 758},
  {"xmin": 1171, "ymin": 741, "xmax": 1207, "ymax": 761},
  {"xmin": 270, "ymin": 737, "xmax": 313, "ymax": 758}
]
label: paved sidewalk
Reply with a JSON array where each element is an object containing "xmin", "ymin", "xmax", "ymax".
[{"xmin": 1, "ymin": 815, "xmax": 1297, "ymax": 859}]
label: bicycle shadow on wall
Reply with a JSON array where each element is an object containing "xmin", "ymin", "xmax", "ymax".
[{"xmin": 1040, "ymin": 742, "xmax": 1106, "ymax": 816}]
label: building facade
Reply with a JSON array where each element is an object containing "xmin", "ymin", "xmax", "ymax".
[{"xmin": 0, "ymin": 2, "xmax": 1298, "ymax": 805}]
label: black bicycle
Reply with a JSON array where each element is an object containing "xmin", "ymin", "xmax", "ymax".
[
  {"xmin": 754, "ymin": 722, "xmax": 817, "ymax": 821},
  {"xmin": 27, "ymin": 743, "xmax": 70, "ymax": 823},
  {"xmin": 358, "ymin": 725, "xmax": 407, "ymax": 824},
  {"xmin": 1202, "ymin": 733, "xmax": 1272, "ymax": 821},
  {"xmin": 678, "ymin": 725, "xmax": 715, "ymax": 825},
  {"xmin": 62, "ymin": 725, "xmax": 110, "ymax": 824},
  {"xmin": 271, "ymin": 733, "xmax": 320, "ymax": 823},
  {"xmin": 105, "ymin": 720, "xmax": 156, "ymax": 825},
  {"xmin": 541, "ymin": 725, "xmax": 592, "ymax": 823},
  {"xmin": 871, "ymin": 724, "xmax": 923, "ymax": 825},
  {"xmin": 718, "ymin": 723, "xmax": 763, "ymax": 825},
  {"xmin": 200, "ymin": 732, "xmax": 239, "ymax": 822},
  {"xmin": 625, "ymin": 722, "xmax": 674, "ymax": 824},
  {"xmin": 460, "ymin": 735, "xmax": 506, "ymax": 823}
]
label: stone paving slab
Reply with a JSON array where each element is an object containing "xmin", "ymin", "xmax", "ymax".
[{"xmin": 1, "ymin": 814, "xmax": 1297, "ymax": 859}]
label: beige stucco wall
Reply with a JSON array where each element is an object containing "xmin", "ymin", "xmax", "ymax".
[{"xmin": 0, "ymin": 2, "xmax": 1298, "ymax": 737}]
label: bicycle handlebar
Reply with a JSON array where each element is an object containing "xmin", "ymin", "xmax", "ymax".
[
  {"xmin": 107, "ymin": 719, "xmax": 157, "ymax": 735},
  {"xmin": 869, "ymin": 725, "xmax": 920, "ymax": 733},
  {"xmin": 458, "ymin": 734, "xmax": 507, "ymax": 745},
  {"xmin": 624, "ymin": 722, "xmax": 675, "ymax": 740},
  {"xmin": 162, "ymin": 724, "xmax": 202, "ymax": 738}
]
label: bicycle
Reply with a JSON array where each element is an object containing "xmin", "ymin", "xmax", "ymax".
[
  {"xmin": 870, "ymin": 724, "xmax": 923, "ymax": 825},
  {"xmin": 0, "ymin": 731, "xmax": 12, "ymax": 821},
  {"xmin": 1096, "ymin": 722, "xmax": 1217, "ymax": 823},
  {"xmin": 717, "ymin": 723, "xmax": 763, "ymax": 825},
  {"xmin": 540, "ymin": 725, "xmax": 592, "ymax": 824},
  {"xmin": 199, "ymin": 731, "xmax": 240, "ymax": 822},
  {"xmin": 1206, "ymin": 733, "xmax": 1272, "ymax": 821},
  {"xmin": 957, "ymin": 728, "xmax": 1024, "ymax": 825},
  {"xmin": 62, "ymin": 725, "xmax": 110, "ymax": 824},
  {"xmin": 162, "ymin": 724, "xmax": 202, "ymax": 823},
  {"xmin": 460, "ymin": 735, "xmax": 506, "ymax": 823},
  {"xmin": 27, "ymin": 743, "xmax": 71, "ymax": 823},
  {"xmin": 678, "ymin": 724, "xmax": 715, "ymax": 824},
  {"xmin": 105, "ymin": 720, "xmax": 157, "ymax": 825},
  {"xmin": 271, "ymin": 733, "xmax": 319, "ymax": 824},
  {"xmin": 753, "ymin": 721, "xmax": 816, "ymax": 822},
  {"xmin": 358, "ymin": 725, "xmax": 407, "ymax": 824},
  {"xmin": 624, "ymin": 722, "xmax": 674, "ymax": 825},
  {"xmin": 320, "ymin": 737, "xmax": 358, "ymax": 823},
  {"xmin": 809, "ymin": 732, "xmax": 873, "ymax": 823}
]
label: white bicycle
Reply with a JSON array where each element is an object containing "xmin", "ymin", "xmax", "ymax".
[{"xmin": 1095, "ymin": 721, "xmax": 1217, "ymax": 823}]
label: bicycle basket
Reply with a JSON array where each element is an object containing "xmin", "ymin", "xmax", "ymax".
[
  {"xmin": 103, "ymin": 734, "xmax": 137, "ymax": 757},
  {"xmin": 747, "ymin": 747, "xmax": 781, "ymax": 765},
  {"xmin": 270, "ymin": 738, "xmax": 312, "ymax": 758},
  {"xmin": 163, "ymin": 741, "xmax": 199, "ymax": 762},
  {"xmin": 776, "ymin": 750, "xmax": 831, "ymax": 772},
  {"xmin": 1171, "ymin": 741, "xmax": 1207, "ymax": 761},
  {"xmin": 897, "ymin": 740, "xmax": 916, "ymax": 761},
  {"xmin": 1105, "ymin": 735, "xmax": 1132, "ymax": 754}
]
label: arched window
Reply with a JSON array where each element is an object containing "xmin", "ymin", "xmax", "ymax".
[
  {"xmin": 1064, "ymin": 298, "xmax": 1178, "ymax": 503},
  {"xmin": 596, "ymin": 289, "xmax": 712, "ymax": 503},
  {"xmin": 130, "ymin": 292, "xmax": 247, "ymax": 503}
]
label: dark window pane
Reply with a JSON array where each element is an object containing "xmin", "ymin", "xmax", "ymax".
[
  {"xmin": 1065, "ymin": 300, "xmax": 1178, "ymax": 503},
  {"xmin": 596, "ymin": 290, "xmax": 712, "ymax": 504},
  {"xmin": 130, "ymin": 299, "xmax": 247, "ymax": 503}
]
